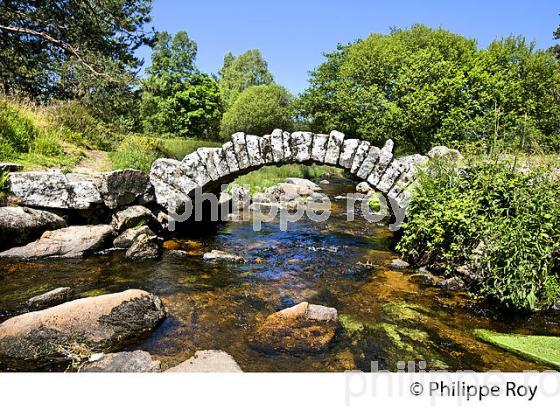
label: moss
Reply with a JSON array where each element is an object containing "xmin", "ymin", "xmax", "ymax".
[
  {"xmin": 339, "ymin": 314, "xmax": 365, "ymax": 334},
  {"xmin": 474, "ymin": 329, "xmax": 560, "ymax": 370},
  {"xmin": 79, "ymin": 289, "xmax": 111, "ymax": 298},
  {"xmin": 368, "ymin": 193, "xmax": 382, "ymax": 211}
]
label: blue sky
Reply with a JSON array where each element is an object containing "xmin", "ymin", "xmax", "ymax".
[{"xmin": 137, "ymin": 0, "xmax": 559, "ymax": 95}]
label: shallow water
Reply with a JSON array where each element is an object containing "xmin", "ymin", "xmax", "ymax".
[{"xmin": 1, "ymin": 179, "xmax": 559, "ymax": 372}]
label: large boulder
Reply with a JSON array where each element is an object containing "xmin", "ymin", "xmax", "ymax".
[
  {"xmin": 356, "ymin": 182, "xmax": 373, "ymax": 194},
  {"xmin": 80, "ymin": 350, "xmax": 161, "ymax": 373},
  {"xmin": 252, "ymin": 302, "xmax": 338, "ymax": 353},
  {"xmin": 166, "ymin": 350, "xmax": 242, "ymax": 373},
  {"xmin": 97, "ymin": 169, "xmax": 154, "ymax": 209},
  {"xmin": 0, "ymin": 207, "xmax": 67, "ymax": 251},
  {"xmin": 0, "ymin": 290, "xmax": 165, "ymax": 370},
  {"xmin": 8, "ymin": 170, "xmax": 153, "ymax": 210},
  {"xmin": 0, "ymin": 225, "xmax": 114, "ymax": 259}
]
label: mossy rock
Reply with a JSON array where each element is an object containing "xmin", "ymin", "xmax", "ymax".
[{"xmin": 474, "ymin": 329, "xmax": 560, "ymax": 370}]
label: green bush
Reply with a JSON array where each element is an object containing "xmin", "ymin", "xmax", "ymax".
[
  {"xmin": 397, "ymin": 159, "xmax": 560, "ymax": 311},
  {"xmin": 220, "ymin": 84, "xmax": 293, "ymax": 140},
  {"xmin": 109, "ymin": 136, "xmax": 164, "ymax": 172}
]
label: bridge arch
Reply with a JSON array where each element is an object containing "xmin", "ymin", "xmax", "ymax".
[{"xmin": 149, "ymin": 129, "xmax": 427, "ymax": 212}]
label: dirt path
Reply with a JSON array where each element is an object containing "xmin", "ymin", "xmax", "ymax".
[{"xmin": 72, "ymin": 150, "xmax": 112, "ymax": 173}]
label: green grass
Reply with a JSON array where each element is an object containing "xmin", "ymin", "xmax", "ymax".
[
  {"xmin": 231, "ymin": 164, "xmax": 343, "ymax": 194},
  {"xmin": 159, "ymin": 138, "xmax": 221, "ymax": 160},
  {"xmin": 474, "ymin": 329, "xmax": 560, "ymax": 370}
]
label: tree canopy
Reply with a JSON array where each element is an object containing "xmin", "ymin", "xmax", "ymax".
[
  {"xmin": 0, "ymin": 0, "xmax": 153, "ymax": 99},
  {"xmin": 218, "ymin": 49, "xmax": 274, "ymax": 108},
  {"xmin": 141, "ymin": 31, "xmax": 222, "ymax": 138},
  {"xmin": 220, "ymin": 84, "xmax": 293, "ymax": 139},
  {"xmin": 296, "ymin": 25, "xmax": 560, "ymax": 152}
]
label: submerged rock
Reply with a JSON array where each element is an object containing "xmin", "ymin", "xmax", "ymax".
[
  {"xmin": 126, "ymin": 233, "xmax": 161, "ymax": 260},
  {"xmin": 114, "ymin": 226, "xmax": 153, "ymax": 248},
  {"xmin": 166, "ymin": 350, "xmax": 242, "ymax": 373},
  {"xmin": 203, "ymin": 249, "xmax": 244, "ymax": 262},
  {"xmin": 0, "ymin": 206, "xmax": 67, "ymax": 250},
  {"xmin": 80, "ymin": 350, "xmax": 161, "ymax": 373},
  {"xmin": 27, "ymin": 287, "xmax": 73, "ymax": 310},
  {"xmin": 0, "ymin": 225, "xmax": 114, "ymax": 259},
  {"xmin": 111, "ymin": 205, "xmax": 159, "ymax": 233},
  {"xmin": 437, "ymin": 277, "xmax": 466, "ymax": 291},
  {"xmin": 252, "ymin": 302, "xmax": 338, "ymax": 353},
  {"xmin": 388, "ymin": 259, "xmax": 410, "ymax": 269},
  {"xmin": 409, "ymin": 273, "xmax": 435, "ymax": 286},
  {"xmin": 0, "ymin": 289, "xmax": 165, "ymax": 370}
]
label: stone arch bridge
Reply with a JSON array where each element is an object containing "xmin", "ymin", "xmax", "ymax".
[{"xmin": 149, "ymin": 129, "xmax": 428, "ymax": 211}]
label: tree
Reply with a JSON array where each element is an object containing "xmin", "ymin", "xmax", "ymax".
[
  {"xmin": 220, "ymin": 84, "xmax": 293, "ymax": 139},
  {"xmin": 218, "ymin": 49, "xmax": 274, "ymax": 108},
  {"xmin": 297, "ymin": 25, "xmax": 560, "ymax": 152},
  {"xmin": 0, "ymin": 0, "xmax": 154, "ymax": 100},
  {"xmin": 141, "ymin": 31, "xmax": 222, "ymax": 138}
]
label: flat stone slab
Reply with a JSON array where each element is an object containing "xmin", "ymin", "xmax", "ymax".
[
  {"xmin": 8, "ymin": 169, "xmax": 153, "ymax": 210},
  {"xmin": 0, "ymin": 225, "xmax": 114, "ymax": 259},
  {"xmin": 166, "ymin": 350, "xmax": 242, "ymax": 373}
]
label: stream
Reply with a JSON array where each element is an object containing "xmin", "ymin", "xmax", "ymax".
[{"xmin": 1, "ymin": 179, "xmax": 559, "ymax": 371}]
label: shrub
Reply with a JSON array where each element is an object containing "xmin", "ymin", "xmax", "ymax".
[
  {"xmin": 397, "ymin": 159, "xmax": 560, "ymax": 311},
  {"xmin": 109, "ymin": 136, "xmax": 164, "ymax": 172},
  {"xmin": 220, "ymin": 84, "xmax": 293, "ymax": 140}
]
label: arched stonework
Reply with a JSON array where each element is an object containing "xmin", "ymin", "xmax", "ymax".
[{"xmin": 149, "ymin": 129, "xmax": 428, "ymax": 211}]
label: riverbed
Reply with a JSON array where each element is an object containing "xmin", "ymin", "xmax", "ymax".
[{"xmin": 0, "ymin": 179, "xmax": 558, "ymax": 371}]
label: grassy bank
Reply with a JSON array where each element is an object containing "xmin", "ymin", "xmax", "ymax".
[
  {"xmin": 475, "ymin": 329, "xmax": 560, "ymax": 369},
  {"xmin": 0, "ymin": 96, "xmax": 223, "ymax": 173}
]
